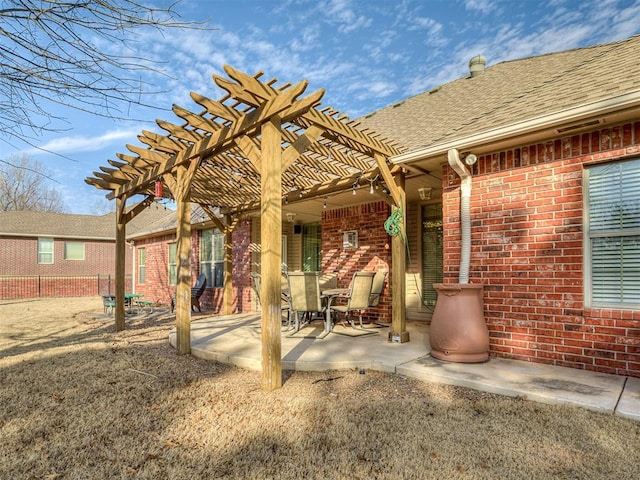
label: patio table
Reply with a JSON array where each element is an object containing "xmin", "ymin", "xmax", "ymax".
[
  {"xmin": 125, "ymin": 293, "xmax": 145, "ymax": 313},
  {"xmin": 322, "ymin": 288, "xmax": 350, "ymax": 334}
]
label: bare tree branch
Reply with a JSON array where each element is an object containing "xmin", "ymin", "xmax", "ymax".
[
  {"xmin": 0, "ymin": 0, "xmax": 208, "ymax": 142},
  {"xmin": 0, "ymin": 154, "xmax": 67, "ymax": 212}
]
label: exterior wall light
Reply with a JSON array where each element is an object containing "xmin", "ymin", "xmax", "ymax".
[{"xmin": 418, "ymin": 187, "xmax": 433, "ymax": 200}]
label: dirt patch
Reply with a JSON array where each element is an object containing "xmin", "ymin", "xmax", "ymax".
[{"xmin": 1, "ymin": 297, "xmax": 639, "ymax": 479}]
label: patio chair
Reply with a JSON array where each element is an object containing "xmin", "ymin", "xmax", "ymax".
[
  {"xmin": 328, "ymin": 271, "xmax": 375, "ymax": 331},
  {"xmin": 251, "ymin": 272, "xmax": 291, "ymax": 329},
  {"xmin": 287, "ymin": 271, "xmax": 326, "ymax": 334},
  {"xmin": 102, "ymin": 295, "xmax": 116, "ymax": 314},
  {"xmin": 368, "ymin": 270, "xmax": 387, "ymax": 308},
  {"xmin": 354, "ymin": 270, "xmax": 389, "ymax": 329},
  {"xmin": 171, "ymin": 273, "xmax": 207, "ymax": 313}
]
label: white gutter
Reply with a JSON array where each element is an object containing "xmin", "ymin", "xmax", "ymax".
[{"xmin": 391, "ymin": 89, "xmax": 640, "ymax": 165}]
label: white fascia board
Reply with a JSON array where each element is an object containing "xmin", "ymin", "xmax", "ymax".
[{"xmin": 391, "ymin": 89, "xmax": 640, "ymax": 165}]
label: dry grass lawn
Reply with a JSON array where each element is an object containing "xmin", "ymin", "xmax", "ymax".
[{"xmin": 1, "ymin": 297, "xmax": 639, "ymax": 479}]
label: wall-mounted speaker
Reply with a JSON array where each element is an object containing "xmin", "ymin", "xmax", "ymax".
[{"xmin": 293, "ymin": 224, "xmax": 302, "ymax": 234}]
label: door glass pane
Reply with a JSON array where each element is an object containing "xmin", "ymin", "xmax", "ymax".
[
  {"xmin": 422, "ymin": 204, "xmax": 443, "ymax": 307},
  {"xmin": 302, "ymin": 223, "xmax": 322, "ymax": 272}
]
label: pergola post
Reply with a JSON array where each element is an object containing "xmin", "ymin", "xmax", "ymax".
[
  {"xmin": 175, "ymin": 195, "xmax": 192, "ymax": 355},
  {"xmin": 390, "ymin": 172, "xmax": 409, "ymax": 342},
  {"xmin": 168, "ymin": 162, "xmax": 199, "ymax": 355},
  {"xmin": 114, "ymin": 196, "xmax": 127, "ymax": 331},
  {"xmin": 223, "ymin": 213, "xmax": 234, "ymax": 315},
  {"xmin": 260, "ymin": 115, "xmax": 283, "ymax": 391}
]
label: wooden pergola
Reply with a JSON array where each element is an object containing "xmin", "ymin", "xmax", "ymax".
[{"xmin": 86, "ymin": 65, "xmax": 408, "ymax": 390}]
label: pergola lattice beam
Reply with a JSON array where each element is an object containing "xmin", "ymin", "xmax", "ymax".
[
  {"xmin": 87, "ymin": 64, "xmax": 405, "ymax": 213},
  {"xmin": 106, "ymin": 82, "xmax": 323, "ymax": 200}
]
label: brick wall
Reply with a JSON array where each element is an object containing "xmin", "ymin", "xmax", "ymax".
[
  {"xmin": 0, "ymin": 235, "xmax": 132, "ymax": 299},
  {"xmin": 0, "ymin": 236, "xmax": 129, "ymax": 275},
  {"xmin": 135, "ymin": 233, "xmax": 176, "ymax": 305},
  {"xmin": 442, "ymin": 121, "xmax": 640, "ymax": 377},
  {"xmin": 198, "ymin": 219, "xmax": 253, "ymax": 313},
  {"xmin": 322, "ymin": 201, "xmax": 392, "ymax": 324},
  {"xmin": 232, "ymin": 219, "xmax": 253, "ymax": 313},
  {"xmin": 134, "ymin": 220, "xmax": 253, "ymax": 313},
  {"xmin": 0, "ymin": 275, "xmax": 131, "ymax": 299}
]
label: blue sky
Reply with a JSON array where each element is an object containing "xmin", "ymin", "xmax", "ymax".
[{"xmin": 1, "ymin": 0, "xmax": 639, "ymax": 214}]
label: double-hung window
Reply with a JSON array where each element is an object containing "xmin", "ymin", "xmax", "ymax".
[
  {"xmin": 38, "ymin": 238, "xmax": 54, "ymax": 264},
  {"xmin": 138, "ymin": 248, "xmax": 146, "ymax": 284},
  {"xmin": 585, "ymin": 158, "xmax": 640, "ymax": 308},
  {"xmin": 168, "ymin": 242, "xmax": 177, "ymax": 286},
  {"xmin": 200, "ymin": 229, "xmax": 224, "ymax": 287}
]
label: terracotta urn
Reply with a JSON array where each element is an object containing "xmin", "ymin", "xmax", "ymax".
[{"xmin": 429, "ymin": 283, "xmax": 489, "ymax": 363}]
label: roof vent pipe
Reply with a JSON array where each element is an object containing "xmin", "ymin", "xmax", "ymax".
[
  {"xmin": 469, "ymin": 55, "xmax": 487, "ymax": 78},
  {"xmin": 447, "ymin": 149, "xmax": 472, "ymax": 283}
]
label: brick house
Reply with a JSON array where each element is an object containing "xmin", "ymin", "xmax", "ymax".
[
  {"xmin": 118, "ymin": 34, "xmax": 639, "ymax": 377},
  {"xmin": 360, "ymin": 35, "xmax": 640, "ymax": 377},
  {"xmin": 0, "ymin": 207, "xmax": 172, "ymax": 298},
  {"xmin": 130, "ymin": 202, "xmax": 394, "ymax": 324}
]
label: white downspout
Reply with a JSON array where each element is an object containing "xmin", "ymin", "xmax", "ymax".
[{"xmin": 447, "ymin": 149, "xmax": 473, "ymax": 284}]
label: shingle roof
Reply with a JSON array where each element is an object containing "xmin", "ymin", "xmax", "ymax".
[
  {"xmin": 0, "ymin": 204, "xmax": 174, "ymax": 239},
  {"xmin": 360, "ymin": 34, "xmax": 640, "ymax": 151},
  {"xmin": 127, "ymin": 204, "xmax": 217, "ymax": 240}
]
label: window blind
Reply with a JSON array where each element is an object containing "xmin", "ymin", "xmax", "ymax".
[{"xmin": 588, "ymin": 159, "xmax": 640, "ymax": 305}]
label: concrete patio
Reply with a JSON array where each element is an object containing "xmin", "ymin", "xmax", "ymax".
[{"xmin": 169, "ymin": 313, "xmax": 640, "ymax": 422}]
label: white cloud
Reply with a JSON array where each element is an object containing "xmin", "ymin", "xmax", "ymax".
[
  {"xmin": 326, "ymin": 0, "xmax": 372, "ymax": 33},
  {"xmin": 291, "ymin": 25, "xmax": 321, "ymax": 52},
  {"xmin": 463, "ymin": 0, "xmax": 499, "ymax": 14},
  {"xmin": 358, "ymin": 80, "xmax": 397, "ymax": 100},
  {"xmin": 31, "ymin": 129, "xmax": 142, "ymax": 155}
]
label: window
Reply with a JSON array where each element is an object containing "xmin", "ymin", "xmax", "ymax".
[
  {"xmin": 168, "ymin": 242, "xmax": 177, "ymax": 286},
  {"xmin": 38, "ymin": 238, "xmax": 53, "ymax": 264},
  {"xmin": 200, "ymin": 229, "xmax": 224, "ymax": 287},
  {"xmin": 585, "ymin": 159, "xmax": 640, "ymax": 308},
  {"xmin": 138, "ymin": 248, "xmax": 146, "ymax": 284},
  {"xmin": 343, "ymin": 230, "xmax": 358, "ymax": 249},
  {"xmin": 64, "ymin": 242, "xmax": 84, "ymax": 260},
  {"xmin": 302, "ymin": 223, "xmax": 321, "ymax": 271}
]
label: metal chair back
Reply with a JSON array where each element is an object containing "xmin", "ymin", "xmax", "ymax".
[
  {"xmin": 368, "ymin": 270, "xmax": 387, "ymax": 307},
  {"xmin": 287, "ymin": 271, "xmax": 323, "ymax": 313},
  {"xmin": 346, "ymin": 271, "xmax": 375, "ymax": 310}
]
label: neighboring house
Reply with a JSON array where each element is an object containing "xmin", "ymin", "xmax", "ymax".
[
  {"xmin": 125, "ymin": 34, "xmax": 639, "ymax": 377},
  {"xmin": 0, "ymin": 206, "xmax": 172, "ymax": 298}
]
